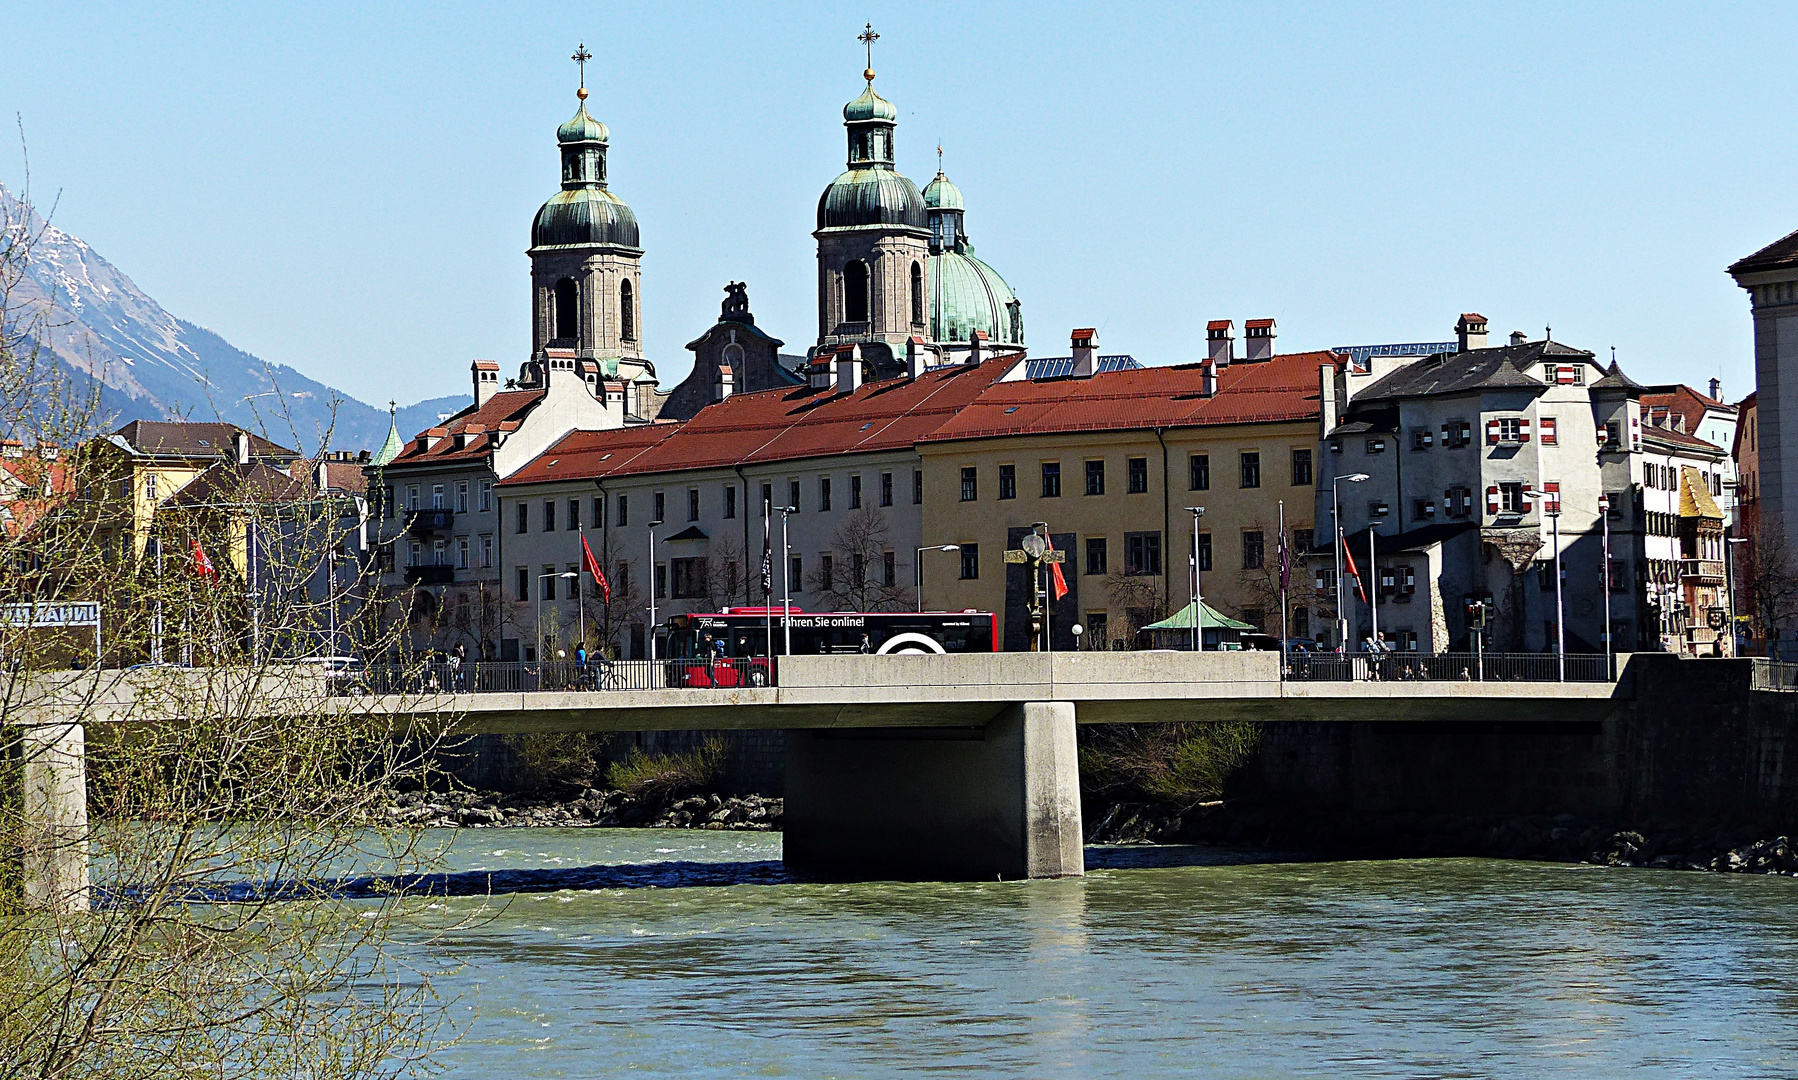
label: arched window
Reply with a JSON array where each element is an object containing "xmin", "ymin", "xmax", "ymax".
[
  {"xmin": 910, "ymin": 262, "xmax": 923, "ymax": 325},
  {"xmin": 844, "ymin": 260, "xmax": 869, "ymax": 324},
  {"xmin": 620, "ymin": 279, "xmax": 636, "ymax": 342},
  {"xmin": 554, "ymin": 278, "xmax": 579, "ymax": 342}
]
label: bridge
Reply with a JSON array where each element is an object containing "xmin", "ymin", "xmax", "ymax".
[{"xmin": 16, "ymin": 652, "xmax": 1632, "ymax": 909}]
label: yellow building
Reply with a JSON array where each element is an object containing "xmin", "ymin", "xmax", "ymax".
[{"xmin": 916, "ymin": 350, "xmax": 1330, "ymax": 649}]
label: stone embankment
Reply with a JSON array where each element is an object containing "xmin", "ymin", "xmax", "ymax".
[
  {"xmin": 1088, "ymin": 801, "xmax": 1798, "ymax": 876},
  {"xmin": 382, "ymin": 789, "xmax": 782, "ymax": 831}
]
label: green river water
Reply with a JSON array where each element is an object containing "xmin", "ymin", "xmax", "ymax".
[{"xmin": 414, "ymin": 828, "xmax": 1798, "ymax": 1078}]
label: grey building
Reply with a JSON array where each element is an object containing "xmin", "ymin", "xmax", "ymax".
[
  {"xmin": 660, "ymin": 283, "xmax": 801, "ymax": 422},
  {"xmin": 1728, "ymin": 229, "xmax": 1798, "ymax": 543}
]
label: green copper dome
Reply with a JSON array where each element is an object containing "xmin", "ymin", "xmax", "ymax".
[
  {"xmin": 818, "ymin": 169, "xmax": 926, "ymax": 230},
  {"xmin": 532, "ymin": 187, "xmax": 640, "ymax": 250},
  {"xmin": 843, "ymin": 84, "xmax": 898, "ymax": 123},
  {"xmin": 923, "ymin": 171, "xmax": 964, "ymax": 211},
  {"xmin": 930, "ymin": 248, "xmax": 1022, "ymax": 345},
  {"xmin": 557, "ymin": 102, "xmax": 609, "ymax": 144}
]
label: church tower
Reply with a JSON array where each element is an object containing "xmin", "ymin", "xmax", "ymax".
[
  {"xmin": 812, "ymin": 26, "xmax": 930, "ymax": 374},
  {"xmin": 527, "ymin": 46, "xmax": 654, "ymax": 393}
]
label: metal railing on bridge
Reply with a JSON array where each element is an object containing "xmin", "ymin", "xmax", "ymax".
[
  {"xmin": 338, "ymin": 657, "xmax": 776, "ymax": 696},
  {"xmin": 1750, "ymin": 659, "xmax": 1798, "ymax": 692},
  {"xmin": 1282, "ymin": 651, "xmax": 1613, "ymax": 683}
]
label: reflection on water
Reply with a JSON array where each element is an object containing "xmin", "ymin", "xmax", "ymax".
[{"xmin": 417, "ymin": 829, "xmax": 1798, "ymax": 1079}]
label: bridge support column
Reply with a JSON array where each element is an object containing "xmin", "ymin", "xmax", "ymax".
[
  {"xmin": 783, "ymin": 701, "xmax": 1083, "ymax": 880},
  {"xmin": 20, "ymin": 721, "xmax": 90, "ymax": 913}
]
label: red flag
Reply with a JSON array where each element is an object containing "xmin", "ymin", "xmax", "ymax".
[
  {"xmin": 1046, "ymin": 534, "xmax": 1068, "ymax": 602},
  {"xmin": 581, "ymin": 533, "xmax": 610, "ymax": 604},
  {"xmin": 1340, "ymin": 532, "xmax": 1366, "ymax": 603},
  {"xmin": 191, "ymin": 538, "xmax": 218, "ymax": 582}
]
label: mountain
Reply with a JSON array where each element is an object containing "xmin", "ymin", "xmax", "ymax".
[{"xmin": 1, "ymin": 184, "xmax": 473, "ymax": 454}]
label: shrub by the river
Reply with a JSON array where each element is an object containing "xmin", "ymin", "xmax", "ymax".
[
  {"xmin": 510, "ymin": 731, "xmax": 609, "ymax": 791},
  {"xmin": 605, "ymin": 737, "xmax": 728, "ymax": 800},
  {"xmin": 1080, "ymin": 722, "xmax": 1261, "ymax": 807}
]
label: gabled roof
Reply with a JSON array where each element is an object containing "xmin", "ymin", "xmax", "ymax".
[
  {"xmin": 384, "ymin": 390, "xmax": 545, "ymax": 468},
  {"xmin": 499, "ymin": 423, "xmax": 675, "ymax": 486},
  {"xmin": 1350, "ymin": 340, "xmax": 1594, "ymax": 402},
  {"xmin": 111, "ymin": 421, "xmax": 296, "ymax": 460},
  {"xmin": 1643, "ymin": 423, "xmax": 1726, "ymax": 458},
  {"xmin": 1640, "ymin": 384, "xmax": 1735, "ymax": 439},
  {"xmin": 919, "ymin": 350, "xmax": 1331, "ymax": 444},
  {"xmin": 164, "ymin": 462, "xmax": 310, "ymax": 508},
  {"xmin": 1728, "ymin": 228, "xmax": 1798, "ymax": 277}
]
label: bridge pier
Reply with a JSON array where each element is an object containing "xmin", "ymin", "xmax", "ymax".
[
  {"xmin": 20, "ymin": 721, "xmax": 90, "ymax": 913},
  {"xmin": 783, "ymin": 701, "xmax": 1083, "ymax": 880}
]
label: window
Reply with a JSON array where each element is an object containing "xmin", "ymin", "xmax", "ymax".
[
  {"xmin": 851, "ymin": 552, "xmax": 866, "ymax": 589},
  {"xmin": 1500, "ymin": 482, "xmax": 1525, "ymax": 514},
  {"xmin": 620, "ymin": 279, "xmax": 635, "ymax": 342},
  {"xmin": 880, "ymin": 472, "xmax": 893, "ymax": 507},
  {"xmin": 590, "ymin": 495, "xmax": 604, "ymax": 528},
  {"xmin": 1196, "ymin": 532, "xmax": 1212, "ymax": 572},
  {"xmin": 432, "ymin": 484, "xmax": 444, "ymax": 509},
  {"xmin": 1398, "ymin": 566, "xmax": 1416, "ymax": 595},
  {"xmin": 724, "ymin": 485, "xmax": 737, "ymax": 519},
  {"xmin": 1415, "ymin": 499, "xmax": 1436, "ymax": 519},
  {"xmin": 1190, "ymin": 454, "xmax": 1210, "ymax": 491},
  {"xmin": 959, "ymin": 544, "xmax": 980, "ymax": 580},
  {"xmin": 1294, "ymin": 528, "xmax": 1314, "ymax": 553},
  {"xmin": 1240, "ymin": 452, "xmax": 1261, "ymax": 488},
  {"xmin": 457, "ymin": 536, "xmax": 469, "ymax": 570},
  {"xmin": 688, "ymin": 489, "xmax": 700, "ymax": 522},
  {"xmin": 1445, "ymin": 486, "xmax": 1472, "ymax": 518},
  {"xmin": 671, "ymin": 557, "xmax": 706, "ymax": 599},
  {"xmin": 616, "ymin": 562, "xmax": 630, "ymax": 596},
  {"xmin": 1127, "ymin": 457, "xmax": 1148, "ymax": 493},
  {"xmin": 456, "ymin": 481, "xmax": 469, "ymax": 513},
  {"xmin": 1411, "ymin": 429, "xmax": 1433, "ymax": 451},
  {"xmin": 789, "ymin": 480, "xmax": 801, "ymax": 511},
  {"xmin": 760, "ymin": 483, "xmax": 773, "ymax": 514},
  {"xmin": 516, "ymin": 566, "xmax": 529, "ymax": 601},
  {"xmin": 1610, "ymin": 560, "xmax": 1629, "ymax": 592},
  {"xmin": 913, "ymin": 470, "xmax": 924, "ymax": 505},
  {"xmin": 617, "ymin": 494, "xmax": 629, "ymax": 527},
  {"xmin": 480, "ymin": 481, "xmax": 493, "ymax": 512},
  {"xmin": 961, "ymin": 467, "xmax": 978, "ymax": 502},
  {"xmin": 1392, "ymin": 630, "xmax": 1418, "ymax": 652},
  {"xmin": 1085, "ymin": 460, "xmax": 1106, "ymax": 496},
  {"xmin": 1086, "ymin": 537, "xmax": 1108, "ymax": 575},
  {"xmin": 568, "ymin": 498, "xmax": 581, "ymax": 530},
  {"xmin": 1087, "ymin": 612, "xmax": 1110, "ymax": 650},
  {"xmin": 844, "ymin": 260, "xmax": 870, "ymax": 323},
  {"xmin": 654, "ymin": 563, "xmax": 667, "ymax": 599},
  {"xmin": 849, "ymin": 474, "xmax": 862, "ymax": 509},
  {"xmin": 515, "ymin": 503, "xmax": 529, "ymax": 534},
  {"xmin": 1539, "ymin": 417, "xmax": 1558, "ymax": 445},
  {"xmin": 543, "ymin": 500, "xmax": 556, "ymax": 532},
  {"xmin": 480, "ymin": 535, "xmax": 493, "ymax": 568},
  {"xmin": 1440, "ymin": 421, "xmax": 1473, "ymax": 448},
  {"xmin": 1368, "ymin": 500, "xmax": 1390, "ymax": 519},
  {"xmin": 1242, "ymin": 530, "xmax": 1265, "ymax": 570},
  {"xmin": 1291, "ymin": 448, "xmax": 1312, "ymax": 486},
  {"xmin": 910, "ymin": 261, "xmax": 924, "ymax": 325},
  {"xmin": 882, "ymin": 550, "xmax": 896, "ymax": 587},
  {"xmin": 653, "ymin": 491, "xmax": 665, "ymax": 523},
  {"xmin": 145, "ymin": 473, "xmax": 158, "ymax": 501},
  {"xmin": 998, "ymin": 464, "xmax": 1016, "ymax": 500},
  {"xmin": 384, "ymin": 485, "xmax": 395, "ymax": 521},
  {"xmin": 1535, "ymin": 560, "xmax": 1556, "ymax": 590},
  {"xmin": 554, "ymin": 278, "xmax": 579, "ymax": 341},
  {"xmin": 542, "ymin": 565, "xmax": 559, "ymax": 601},
  {"xmin": 1041, "ymin": 461, "xmax": 1062, "ymax": 498},
  {"xmin": 1604, "ymin": 421, "xmax": 1621, "ymax": 449},
  {"xmin": 819, "ymin": 554, "xmax": 834, "ymax": 589},
  {"xmin": 789, "ymin": 555, "xmax": 803, "ymax": 591},
  {"xmin": 407, "ymin": 485, "xmax": 419, "ymax": 510},
  {"xmin": 409, "ymin": 541, "xmax": 421, "ymax": 567},
  {"xmin": 1364, "ymin": 438, "xmax": 1386, "ymax": 454},
  {"xmin": 1490, "ymin": 417, "xmax": 1526, "ymax": 444},
  {"xmin": 1125, "ymin": 532, "xmax": 1162, "ymax": 576},
  {"xmin": 1315, "ymin": 567, "xmax": 1337, "ymax": 591}
]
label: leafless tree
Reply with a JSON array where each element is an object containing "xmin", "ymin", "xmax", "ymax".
[
  {"xmin": 807, "ymin": 508, "xmax": 912, "ymax": 611},
  {"xmin": 1104, "ymin": 570, "xmax": 1167, "ymax": 646}
]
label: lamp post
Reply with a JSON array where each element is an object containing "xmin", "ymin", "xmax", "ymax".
[
  {"xmin": 645, "ymin": 519, "xmax": 663, "ymax": 661},
  {"xmin": 1598, "ymin": 494, "xmax": 1613, "ymax": 679},
  {"xmin": 915, "ymin": 544, "xmax": 960, "ymax": 612},
  {"xmin": 1524, "ymin": 486, "xmax": 1565, "ymax": 681},
  {"xmin": 1330, "ymin": 474, "xmax": 1370, "ymax": 650},
  {"xmin": 776, "ymin": 506, "xmax": 796, "ymax": 655},
  {"xmin": 1184, "ymin": 506, "xmax": 1205, "ymax": 652},
  {"xmin": 1030, "ymin": 521, "xmax": 1049, "ymax": 652},
  {"xmin": 1727, "ymin": 536, "xmax": 1748, "ymax": 659},
  {"xmin": 537, "ymin": 570, "xmax": 578, "ymax": 666}
]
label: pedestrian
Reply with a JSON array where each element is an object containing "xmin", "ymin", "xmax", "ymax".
[{"xmin": 859, "ymin": 632, "xmax": 872, "ymax": 654}]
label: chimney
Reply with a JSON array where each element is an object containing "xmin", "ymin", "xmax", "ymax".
[
  {"xmin": 809, "ymin": 356, "xmax": 833, "ymax": 390},
  {"xmin": 234, "ymin": 429, "xmax": 251, "ymax": 465},
  {"xmin": 1244, "ymin": 318, "xmax": 1277, "ymax": 361},
  {"xmin": 472, "ymin": 359, "xmax": 500, "ymax": 407},
  {"xmin": 835, "ymin": 345, "xmax": 864, "ymax": 394},
  {"xmin": 1070, "ymin": 328, "xmax": 1098, "ymax": 378},
  {"xmin": 906, "ymin": 336, "xmax": 927, "ymax": 379},
  {"xmin": 1709, "ymin": 377, "xmax": 1722, "ymax": 401},
  {"xmin": 1207, "ymin": 320, "xmax": 1235, "ymax": 366},
  {"xmin": 315, "ymin": 459, "xmax": 331, "ymax": 492},
  {"xmin": 713, "ymin": 364, "xmax": 735, "ymax": 403},
  {"xmin": 1319, "ymin": 364, "xmax": 1337, "ymax": 442},
  {"xmin": 1455, "ymin": 313, "xmax": 1488, "ymax": 352},
  {"xmin": 1509, "ymin": 330, "xmax": 1528, "ymax": 346},
  {"xmin": 1201, "ymin": 361, "xmax": 1217, "ymax": 398},
  {"xmin": 967, "ymin": 329, "xmax": 983, "ymax": 366}
]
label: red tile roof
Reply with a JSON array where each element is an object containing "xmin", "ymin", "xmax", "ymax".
[
  {"xmin": 496, "ymin": 423, "xmax": 676, "ymax": 486},
  {"xmin": 1207, "ymin": 320, "xmax": 1232, "ymax": 331},
  {"xmin": 918, "ymin": 350, "xmax": 1332, "ymax": 444},
  {"xmin": 1641, "ymin": 384, "xmax": 1734, "ymax": 441},
  {"xmin": 1244, "ymin": 318, "xmax": 1275, "ymax": 329},
  {"xmin": 385, "ymin": 390, "xmax": 544, "ymax": 467}
]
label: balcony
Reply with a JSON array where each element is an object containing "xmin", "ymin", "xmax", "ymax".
[
  {"xmin": 404, "ymin": 565, "xmax": 455, "ymax": 586},
  {"xmin": 406, "ymin": 508, "xmax": 454, "ymax": 535},
  {"xmin": 1679, "ymin": 559, "xmax": 1725, "ymax": 583}
]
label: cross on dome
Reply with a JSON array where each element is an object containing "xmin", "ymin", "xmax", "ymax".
[
  {"xmin": 572, "ymin": 43, "xmax": 592, "ymax": 99},
  {"xmin": 859, "ymin": 23, "xmax": 879, "ymax": 82}
]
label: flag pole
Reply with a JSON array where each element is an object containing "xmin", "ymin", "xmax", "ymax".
[
  {"xmin": 1278, "ymin": 500, "xmax": 1288, "ymax": 667},
  {"xmin": 1368, "ymin": 523, "xmax": 1378, "ymax": 649},
  {"xmin": 577, "ymin": 524, "xmax": 587, "ymax": 654},
  {"xmin": 763, "ymin": 495, "xmax": 772, "ymax": 660}
]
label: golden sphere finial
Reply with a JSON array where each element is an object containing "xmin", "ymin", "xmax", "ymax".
[
  {"xmin": 864, "ymin": 67, "xmax": 876, "ymax": 82},
  {"xmin": 577, "ymin": 86, "xmax": 588, "ymax": 100}
]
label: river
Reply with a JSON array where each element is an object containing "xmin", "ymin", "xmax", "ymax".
[{"xmin": 414, "ymin": 828, "xmax": 1798, "ymax": 1078}]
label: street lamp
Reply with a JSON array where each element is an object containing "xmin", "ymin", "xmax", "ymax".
[
  {"xmin": 915, "ymin": 544, "xmax": 960, "ymax": 612},
  {"xmin": 646, "ymin": 520, "xmax": 663, "ymax": 661},
  {"xmin": 1727, "ymin": 536, "xmax": 1749, "ymax": 658},
  {"xmin": 1523, "ymin": 487, "xmax": 1564, "ymax": 681},
  {"xmin": 1330, "ymin": 474, "xmax": 1370, "ymax": 650},
  {"xmin": 1184, "ymin": 507, "xmax": 1205, "ymax": 652},
  {"xmin": 537, "ymin": 570, "xmax": 578, "ymax": 666},
  {"xmin": 1030, "ymin": 521, "xmax": 1050, "ymax": 652},
  {"xmin": 775, "ymin": 507, "xmax": 796, "ymax": 655},
  {"xmin": 1598, "ymin": 494, "xmax": 1613, "ymax": 678}
]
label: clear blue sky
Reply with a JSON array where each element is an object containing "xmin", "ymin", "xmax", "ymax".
[{"xmin": 3, "ymin": 2, "xmax": 1794, "ymax": 408}]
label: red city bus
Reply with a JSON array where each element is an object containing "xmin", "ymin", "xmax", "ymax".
[{"xmin": 659, "ymin": 608, "xmax": 997, "ymax": 687}]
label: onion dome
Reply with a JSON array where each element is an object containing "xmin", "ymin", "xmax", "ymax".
[
  {"xmin": 816, "ymin": 75, "xmax": 926, "ymax": 231},
  {"xmin": 923, "ymin": 170, "xmax": 964, "ymax": 211},
  {"xmin": 557, "ymin": 102, "xmax": 610, "ymax": 145},
  {"xmin": 843, "ymin": 84, "xmax": 898, "ymax": 123},
  {"xmin": 531, "ymin": 95, "xmax": 640, "ymax": 252}
]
